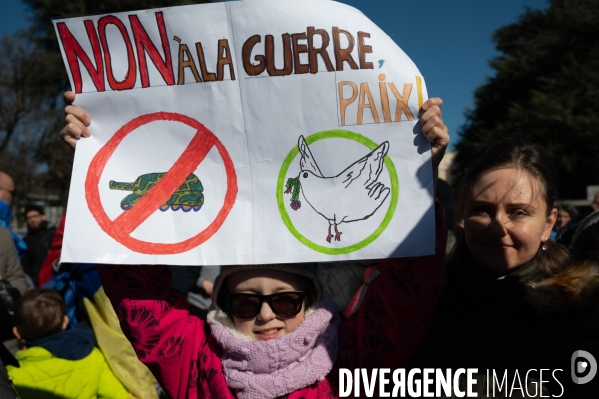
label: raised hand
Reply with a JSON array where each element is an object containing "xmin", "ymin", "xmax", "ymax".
[{"xmin": 60, "ymin": 91, "xmax": 91, "ymax": 149}]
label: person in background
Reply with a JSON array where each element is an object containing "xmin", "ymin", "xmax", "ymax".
[
  {"xmin": 21, "ymin": 205, "xmax": 56, "ymax": 286},
  {"xmin": 550, "ymin": 203, "xmax": 578, "ymax": 240},
  {"xmin": 1, "ymin": 225, "xmax": 28, "ymax": 359},
  {"xmin": 556, "ymin": 194, "xmax": 599, "ymax": 248},
  {"xmin": 0, "ymin": 172, "xmax": 15, "ymax": 210},
  {"xmin": 38, "ymin": 214, "xmax": 65, "ymax": 286},
  {"xmin": 569, "ymin": 210, "xmax": 599, "ymax": 263},
  {"xmin": 0, "ymin": 171, "xmax": 27, "ymax": 260},
  {"xmin": 0, "ymin": 270, "xmax": 20, "ymax": 398},
  {"xmin": 187, "ymin": 266, "xmax": 219, "ymax": 320},
  {"xmin": 412, "ymin": 140, "xmax": 599, "ymax": 397},
  {"xmin": 6, "ymin": 288, "xmax": 129, "ymax": 399},
  {"xmin": 0, "ymin": 268, "xmax": 22, "ymax": 343},
  {"xmin": 0, "ymin": 227, "xmax": 27, "ymax": 296},
  {"xmin": 0, "ymin": 342, "xmax": 18, "ymax": 399},
  {"xmin": 592, "ymin": 192, "xmax": 599, "ymax": 212},
  {"xmin": 0, "ymin": 172, "xmax": 25, "ymax": 350}
]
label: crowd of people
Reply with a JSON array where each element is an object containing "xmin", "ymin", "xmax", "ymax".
[{"xmin": 0, "ymin": 91, "xmax": 597, "ymax": 399}]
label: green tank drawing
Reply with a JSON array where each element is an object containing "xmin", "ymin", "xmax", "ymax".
[{"xmin": 109, "ymin": 173, "xmax": 204, "ymax": 212}]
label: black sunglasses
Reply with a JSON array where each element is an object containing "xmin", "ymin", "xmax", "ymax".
[{"xmin": 226, "ymin": 291, "xmax": 306, "ymax": 318}]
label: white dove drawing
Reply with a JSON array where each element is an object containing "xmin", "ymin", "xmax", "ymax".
[{"xmin": 294, "ymin": 135, "xmax": 390, "ymax": 243}]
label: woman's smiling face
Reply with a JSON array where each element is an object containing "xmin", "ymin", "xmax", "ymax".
[
  {"xmin": 226, "ymin": 269, "xmax": 306, "ymax": 341},
  {"xmin": 460, "ymin": 168, "xmax": 557, "ymax": 275}
]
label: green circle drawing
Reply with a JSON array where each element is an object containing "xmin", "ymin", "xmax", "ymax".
[{"xmin": 276, "ymin": 130, "xmax": 399, "ymax": 254}]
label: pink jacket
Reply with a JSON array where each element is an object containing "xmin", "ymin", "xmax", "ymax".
[{"xmin": 98, "ymin": 204, "xmax": 446, "ymax": 399}]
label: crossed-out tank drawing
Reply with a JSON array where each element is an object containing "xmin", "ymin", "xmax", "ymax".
[{"xmin": 109, "ymin": 172, "xmax": 204, "ymax": 212}]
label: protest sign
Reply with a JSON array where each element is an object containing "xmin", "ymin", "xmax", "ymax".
[{"xmin": 55, "ymin": 0, "xmax": 436, "ymax": 265}]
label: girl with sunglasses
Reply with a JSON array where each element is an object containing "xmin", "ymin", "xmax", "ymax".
[{"xmin": 61, "ymin": 92, "xmax": 449, "ymax": 399}]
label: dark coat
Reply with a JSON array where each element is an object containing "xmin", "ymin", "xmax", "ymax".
[
  {"xmin": 0, "ymin": 279, "xmax": 20, "ymax": 342},
  {"xmin": 21, "ymin": 221, "xmax": 56, "ymax": 286},
  {"xmin": 412, "ymin": 260, "xmax": 599, "ymax": 398},
  {"xmin": 0, "ymin": 226, "xmax": 27, "ymax": 294},
  {"xmin": 0, "ymin": 347, "xmax": 18, "ymax": 399}
]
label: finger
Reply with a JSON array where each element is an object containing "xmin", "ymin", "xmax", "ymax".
[
  {"xmin": 421, "ymin": 114, "xmax": 446, "ymax": 136},
  {"xmin": 60, "ymin": 128, "xmax": 78, "ymax": 150},
  {"xmin": 426, "ymin": 126, "xmax": 449, "ymax": 146},
  {"xmin": 64, "ymin": 104, "xmax": 91, "ymax": 126},
  {"xmin": 61, "ymin": 121, "xmax": 90, "ymax": 149},
  {"xmin": 64, "ymin": 113, "xmax": 90, "ymax": 135},
  {"xmin": 425, "ymin": 126, "xmax": 450, "ymax": 147},
  {"xmin": 419, "ymin": 97, "xmax": 443, "ymax": 114},
  {"xmin": 420, "ymin": 105, "xmax": 442, "ymax": 124},
  {"xmin": 63, "ymin": 91, "xmax": 76, "ymax": 106},
  {"xmin": 422, "ymin": 118, "xmax": 449, "ymax": 146},
  {"xmin": 60, "ymin": 122, "xmax": 83, "ymax": 142}
]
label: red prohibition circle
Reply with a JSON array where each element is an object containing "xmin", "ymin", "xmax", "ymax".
[{"xmin": 85, "ymin": 112, "xmax": 238, "ymax": 255}]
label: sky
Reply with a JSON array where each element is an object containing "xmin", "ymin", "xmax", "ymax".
[
  {"xmin": 1, "ymin": 0, "xmax": 550, "ymax": 150},
  {"xmin": 336, "ymin": 0, "xmax": 549, "ymax": 150}
]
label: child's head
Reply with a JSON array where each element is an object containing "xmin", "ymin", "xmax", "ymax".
[
  {"xmin": 556, "ymin": 204, "xmax": 578, "ymax": 229},
  {"xmin": 212, "ymin": 264, "xmax": 320, "ymax": 341},
  {"xmin": 13, "ymin": 288, "xmax": 68, "ymax": 342},
  {"xmin": 452, "ymin": 140, "xmax": 568, "ymax": 277}
]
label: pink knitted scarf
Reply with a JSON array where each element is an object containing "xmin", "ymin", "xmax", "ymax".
[{"xmin": 208, "ymin": 300, "xmax": 340, "ymax": 399}]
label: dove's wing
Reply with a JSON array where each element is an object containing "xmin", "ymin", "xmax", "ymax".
[
  {"xmin": 298, "ymin": 135, "xmax": 324, "ymax": 177},
  {"xmin": 338, "ymin": 141, "xmax": 389, "ymax": 189},
  {"xmin": 300, "ymin": 142, "xmax": 391, "ymax": 224}
]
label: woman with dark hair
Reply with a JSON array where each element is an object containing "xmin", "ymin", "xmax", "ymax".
[{"xmin": 412, "ymin": 140, "xmax": 599, "ymax": 398}]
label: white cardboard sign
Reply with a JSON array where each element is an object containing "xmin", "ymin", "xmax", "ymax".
[{"xmin": 55, "ymin": 0, "xmax": 435, "ymax": 265}]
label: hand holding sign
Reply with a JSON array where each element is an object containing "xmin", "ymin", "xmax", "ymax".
[
  {"xmin": 55, "ymin": 0, "xmax": 449, "ymax": 265},
  {"xmin": 61, "ymin": 91, "xmax": 91, "ymax": 148},
  {"xmin": 61, "ymin": 92, "xmax": 448, "ymax": 260},
  {"xmin": 419, "ymin": 97, "xmax": 449, "ymax": 173}
]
